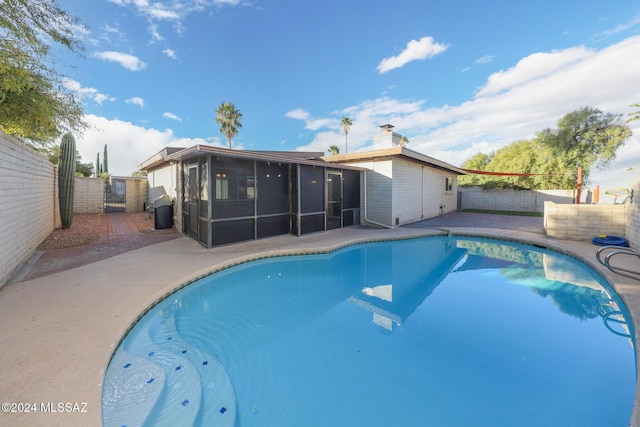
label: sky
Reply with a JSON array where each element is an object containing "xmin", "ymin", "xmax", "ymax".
[{"xmin": 55, "ymin": 0, "xmax": 640, "ymax": 195}]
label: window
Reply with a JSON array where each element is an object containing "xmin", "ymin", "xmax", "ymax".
[
  {"xmin": 445, "ymin": 177, "xmax": 453, "ymax": 192},
  {"xmin": 215, "ymin": 168, "xmax": 255, "ymax": 200}
]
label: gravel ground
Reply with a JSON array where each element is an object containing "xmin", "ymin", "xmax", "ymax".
[{"xmin": 37, "ymin": 212, "xmax": 176, "ymax": 250}]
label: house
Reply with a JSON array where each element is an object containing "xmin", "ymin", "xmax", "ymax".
[
  {"xmin": 138, "ymin": 146, "xmax": 363, "ymax": 247},
  {"xmin": 137, "ymin": 125, "xmax": 465, "ymax": 246},
  {"xmin": 323, "ymin": 124, "xmax": 466, "ymax": 228}
]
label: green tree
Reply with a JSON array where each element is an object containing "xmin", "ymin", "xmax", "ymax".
[
  {"xmin": 459, "ymin": 107, "xmax": 631, "ymax": 189},
  {"xmin": 103, "ymin": 144, "xmax": 109, "ymax": 174},
  {"xmin": 328, "ymin": 145, "xmax": 340, "ymax": 155},
  {"xmin": 458, "ymin": 152, "xmax": 493, "ymax": 187},
  {"xmin": 96, "ymin": 152, "xmax": 100, "ymax": 177},
  {"xmin": 399, "ymin": 136, "xmax": 409, "ymax": 147},
  {"xmin": 215, "ymin": 102, "xmax": 242, "ymax": 148},
  {"xmin": 0, "ymin": 0, "xmax": 87, "ymax": 145},
  {"xmin": 41, "ymin": 145, "xmax": 93, "ymax": 177},
  {"xmin": 538, "ymin": 107, "xmax": 631, "ymax": 185},
  {"xmin": 341, "ymin": 116, "xmax": 352, "ymax": 153}
]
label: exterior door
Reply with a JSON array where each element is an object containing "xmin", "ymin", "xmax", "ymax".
[
  {"xmin": 187, "ymin": 164, "xmax": 198, "ymax": 239},
  {"xmin": 326, "ymin": 171, "xmax": 342, "ymax": 230}
]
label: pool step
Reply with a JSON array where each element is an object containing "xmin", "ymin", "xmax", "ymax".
[{"xmin": 103, "ymin": 309, "xmax": 237, "ymax": 426}]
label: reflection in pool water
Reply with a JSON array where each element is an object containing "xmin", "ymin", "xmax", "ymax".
[{"xmin": 103, "ymin": 236, "xmax": 635, "ymax": 427}]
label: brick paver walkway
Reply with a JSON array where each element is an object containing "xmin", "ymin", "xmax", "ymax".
[{"xmin": 15, "ymin": 213, "xmax": 180, "ymax": 282}]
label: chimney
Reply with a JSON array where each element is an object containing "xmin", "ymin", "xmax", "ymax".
[{"xmin": 373, "ymin": 124, "xmax": 402, "ymax": 148}]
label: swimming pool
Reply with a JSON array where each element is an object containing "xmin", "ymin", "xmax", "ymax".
[{"xmin": 102, "ymin": 236, "xmax": 636, "ymax": 426}]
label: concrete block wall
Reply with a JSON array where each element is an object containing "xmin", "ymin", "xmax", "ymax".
[
  {"xmin": 74, "ymin": 177, "xmax": 104, "ymax": 213},
  {"xmin": 460, "ymin": 187, "xmax": 576, "ymax": 212},
  {"xmin": 0, "ymin": 132, "xmax": 57, "ymax": 287},
  {"xmin": 544, "ymin": 201, "xmax": 627, "ymax": 241},
  {"xmin": 624, "ymin": 179, "xmax": 640, "ymax": 249},
  {"xmin": 124, "ymin": 177, "xmax": 148, "ymax": 212}
]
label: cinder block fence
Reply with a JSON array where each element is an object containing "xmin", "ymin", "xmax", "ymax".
[{"xmin": 0, "ymin": 132, "xmax": 60, "ymax": 287}]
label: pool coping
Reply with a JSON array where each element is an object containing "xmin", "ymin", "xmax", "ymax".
[{"xmin": 0, "ymin": 226, "xmax": 638, "ymax": 426}]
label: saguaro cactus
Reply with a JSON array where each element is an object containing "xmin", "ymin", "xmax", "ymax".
[{"xmin": 58, "ymin": 133, "xmax": 76, "ymax": 229}]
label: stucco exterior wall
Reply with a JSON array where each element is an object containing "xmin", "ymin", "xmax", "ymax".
[
  {"xmin": 544, "ymin": 201, "xmax": 627, "ymax": 241},
  {"xmin": 460, "ymin": 187, "xmax": 577, "ymax": 212},
  {"xmin": 147, "ymin": 164, "xmax": 178, "ymax": 202},
  {"xmin": 0, "ymin": 132, "xmax": 58, "ymax": 287}
]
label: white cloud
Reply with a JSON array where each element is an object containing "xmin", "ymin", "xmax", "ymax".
[
  {"xmin": 475, "ymin": 55, "xmax": 494, "ymax": 64},
  {"xmin": 285, "ymin": 108, "xmax": 310, "ymax": 120},
  {"xmin": 596, "ymin": 13, "xmax": 640, "ymax": 38},
  {"xmin": 63, "ymin": 78, "xmax": 116, "ymax": 104},
  {"xmin": 295, "ymin": 35, "xmax": 640, "ymax": 189},
  {"xmin": 107, "ymin": 0, "xmax": 242, "ymax": 41},
  {"xmin": 162, "ymin": 48, "xmax": 177, "ymax": 59},
  {"xmin": 93, "ymin": 51, "xmax": 147, "ymax": 71},
  {"xmin": 76, "ymin": 115, "xmax": 221, "ymax": 176},
  {"xmin": 377, "ymin": 36, "xmax": 449, "ymax": 74},
  {"xmin": 285, "ymin": 108, "xmax": 334, "ymax": 131},
  {"xmin": 163, "ymin": 112, "xmax": 182, "ymax": 122},
  {"xmin": 476, "ymin": 46, "xmax": 591, "ymax": 97},
  {"xmin": 126, "ymin": 97, "xmax": 145, "ymax": 108}
]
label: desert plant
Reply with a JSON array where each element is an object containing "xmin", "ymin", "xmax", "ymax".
[{"xmin": 58, "ymin": 133, "xmax": 76, "ymax": 228}]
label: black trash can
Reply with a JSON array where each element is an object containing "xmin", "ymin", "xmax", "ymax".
[{"xmin": 154, "ymin": 204, "xmax": 174, "ymax": 230}]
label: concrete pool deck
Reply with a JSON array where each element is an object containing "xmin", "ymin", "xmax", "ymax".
[{"xmin": 1, "ymin": 214, "xmax": 639, "ymax": 426}]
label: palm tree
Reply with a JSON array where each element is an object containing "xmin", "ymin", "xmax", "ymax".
[
  {"xmin": 215, "ymin": 102, "xmax": 243, "ymax": 148},
  {"xmin": 328, "ymin": 145, "xmax": 340, "ymax": 155},
  {"xmin": 399, "ymin": 136, "xmax": 409, "ymax": 147},
  {"xmin": 341, "ymin": 116, "xmax": 352, "ymax": 153}
]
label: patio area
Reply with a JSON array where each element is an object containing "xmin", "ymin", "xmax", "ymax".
[{"xmin": 1, "ymin": 212, "xmax": 639, "ymax": 426}]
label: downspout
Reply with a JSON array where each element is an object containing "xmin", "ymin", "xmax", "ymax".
[{"xmin": 363, "ymin": 169, "xmax": 394, "ymax": 229}]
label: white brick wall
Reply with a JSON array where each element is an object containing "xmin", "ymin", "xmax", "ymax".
[
  {"xmin": 360, "ymin": 160, "xmax": 393, "ymax": 227},
  {"xmin": 0, "ymin": 132, "xmax": 57, "ymax": 287},
  {"xmin": 343, "ymin": 158, "xmax": 459, "ymax": 227},
  {"xmin": 391, "ymin": 159, "xmax": 457, "ymax": 225}
]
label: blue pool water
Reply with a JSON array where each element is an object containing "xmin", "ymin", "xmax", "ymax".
[{"xmin": 102, "ymin": 236, "xmax": 636, "ymax": 427}]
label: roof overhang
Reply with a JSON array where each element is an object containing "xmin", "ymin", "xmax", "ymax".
[
  {"xmin": 162, "ymin": 145, "xmax": 365, "ymax": 170},
  {"xmin": 322, "ymin": 146, "xmax": 467, "ymax": 175},
  {"xmin": 137, "ymin": 147, "xmax": 184, "ymax": 171}
]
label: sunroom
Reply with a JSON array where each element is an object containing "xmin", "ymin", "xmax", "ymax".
[{"xmin": 165, "ymin": 146, "xmax": 362, "ymax": 247}]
